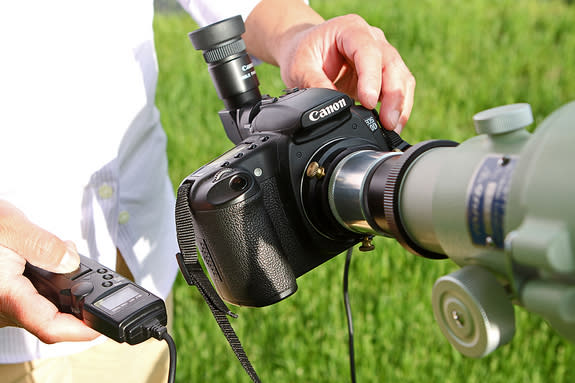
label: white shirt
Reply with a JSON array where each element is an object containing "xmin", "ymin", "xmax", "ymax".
[{"xmin": 0, "ymin": 0, "xmax": 262, "ymax": 364}]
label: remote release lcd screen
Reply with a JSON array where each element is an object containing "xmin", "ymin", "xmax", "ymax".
[{"xmin": 96, "ymin": 285, "xmax": 143, "ymax": 312}]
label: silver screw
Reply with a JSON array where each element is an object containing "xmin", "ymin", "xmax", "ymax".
[{"xmin": 452, "ymin": 310, "xmax": 465, "ymax": 328}]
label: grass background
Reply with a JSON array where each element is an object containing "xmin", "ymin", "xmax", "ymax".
[{"xmin": 154, "ymin": 0, "xmax": 575, "ymax": 381}]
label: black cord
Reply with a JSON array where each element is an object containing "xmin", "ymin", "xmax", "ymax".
[
  {"xmin": 343, "ymin": 247, "xmax": 357, "ymax": 383},
  {"xmin": 162, "ymin": 332, "xmax": 177, "ymax": 383},
  {"xmin": 147, "ymin": 321, "xmax": 177, "ymax": 383}
]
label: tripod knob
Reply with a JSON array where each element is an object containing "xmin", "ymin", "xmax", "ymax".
[
  {"xmin": 431, "ymin": 265, "xmax": 516, "ymax": 358},
  {"xmin": 473, "ymin": 103, "xmax": 533, "ymax": 135}
]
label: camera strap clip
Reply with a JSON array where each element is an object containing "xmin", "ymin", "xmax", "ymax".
[{"xmin": 175, "ymin": 180, "xmax": 261, "ymax": 383}]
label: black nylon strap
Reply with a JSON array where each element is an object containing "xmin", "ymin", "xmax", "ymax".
[{"xmin": 175, "ymin": 180, "xmax": 261, "ymax": 383}]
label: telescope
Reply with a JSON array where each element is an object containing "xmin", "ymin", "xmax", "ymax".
[{"xmin": 176, "ymin": 15, "xmax": 575, "ymax": 366}]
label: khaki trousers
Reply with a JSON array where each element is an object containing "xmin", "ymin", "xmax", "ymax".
[
  {"xmin": 0, "ymin": 333, "xmax": 171, "ymax": 383},
  {"xmin": 0, "ymin": 251, "xmax": 174, "ymax": 383}
]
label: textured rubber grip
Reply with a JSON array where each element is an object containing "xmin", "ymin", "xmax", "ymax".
[{"xmin": 194, "ymin": 186, "xmax": 298, "ymax": 307}]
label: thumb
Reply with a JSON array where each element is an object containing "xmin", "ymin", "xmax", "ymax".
[
  {"xmin": 280, "ymin": 56, "xmax": 337, "ymax": 92},
  {"xmin": 0, "ymin": 200, "xmax": 80, "ymax": 273},
  {"xmin": 299, "ymin": 70, "xmax": 338, "ymax": 91}
]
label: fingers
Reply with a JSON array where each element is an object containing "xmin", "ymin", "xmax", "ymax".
[
  {"xmin": 322, "ymin": 15, "xmax": 415, "ymax": 132},
  {"xmin": 0, "ymin": 246, "xmax": 100, "ymax": 343},
  {"xmin": 0, "ymin": 200, "xmax": 80, "ymax": 273},
  {"xmin": 374, "ymin": 27, "xmax": 415, "ymax": 133},
  {"xmin": 252, "ymin": 9, "xmax": 416, "ymax": 132},
  {"xmin": 6, "ymin": 280, "xmax": 102, "ymax": 343},
  {"xmin": 335, "ymin": 17, "xmax": 415, "ymax": 131},
  {"xmin": 333, "ymin": 15, "xmax": 385, "ymax": 110},
  {"xmin": 284, "ymin": 59, "xmax": 337, "ymax": 91},
  {"xmin": 277, "ymin": 25, "xmax": 338, "ymax": 91}
]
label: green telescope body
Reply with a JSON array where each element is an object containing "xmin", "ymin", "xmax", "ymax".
[
  {"xmin": 390, "ymin": 102, "xmax": 574, "ymax": 357},
  {"xmin": 330, "ymin": 101, "xmax": 575, "ymax": 358}
]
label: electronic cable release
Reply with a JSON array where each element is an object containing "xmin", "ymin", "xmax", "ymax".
[{"xmin": 24, "ymin": 254, "xmax": 177, "ymax": 383}]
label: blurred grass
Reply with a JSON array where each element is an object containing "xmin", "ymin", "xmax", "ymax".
[{"xmin": 154, "ymin": 0, "xmax": 575, "ymax": 382}]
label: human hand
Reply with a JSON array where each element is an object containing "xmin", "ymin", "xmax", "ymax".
[
  {"xmin": 0, "ymin": 200, "xmax": 100, "ymax": 343},
  {"xmin": 275, "ymin": 14, "xmax": 415, "ymax": 133}
]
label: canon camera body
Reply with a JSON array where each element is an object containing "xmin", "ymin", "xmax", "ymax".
[{"xmin": 183, "ymin": 86, "xmax": 407, "ymax": 307}]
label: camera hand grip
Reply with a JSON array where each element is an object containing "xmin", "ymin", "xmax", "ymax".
[{"xmin": 191, "ymin": 175, "xmax": 298, "ymax": 307}]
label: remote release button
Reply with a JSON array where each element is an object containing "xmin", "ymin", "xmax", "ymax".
[
  {"xmin": 71, "ymin": 282, "xmax": 94, "ymax": 314},
  {"xmin": 103, "ymin": 274, "xmax": 114, "ymax": 280},
  {"xmin": 102, "ymin": 281, "xmax": 113, "ymax": 287},
  {"xmin": 71, "ymin": 281, "xmax": 94, "ymax": 298},
  {"xmin": 97, "ymin": 268, "xmax": 107, "ymax": 274}
]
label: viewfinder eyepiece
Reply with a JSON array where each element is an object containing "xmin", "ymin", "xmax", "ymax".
[{"xmin": 189, "ymin": 15, "xmax": 261, "ymax": 110}]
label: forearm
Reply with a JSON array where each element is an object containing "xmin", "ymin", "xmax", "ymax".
[{"xmin": 244, "ymin": 0, "xmax": 324, "ymax": 66}]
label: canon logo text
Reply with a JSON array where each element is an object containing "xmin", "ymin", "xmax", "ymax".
[{"xmin": 308, "ymin": 98, "xmax": 347, "ymax": 122}]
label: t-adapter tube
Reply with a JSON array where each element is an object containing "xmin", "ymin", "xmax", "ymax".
[{"xmin": 328, "ymin": 150, "xmax": 401, "ymax": 235}]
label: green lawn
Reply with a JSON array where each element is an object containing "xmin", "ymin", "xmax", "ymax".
[{"xmin": 154, "ymin": 1, "xmax": 575, "ymax": 381}]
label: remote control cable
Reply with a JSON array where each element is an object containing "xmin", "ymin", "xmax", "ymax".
[
  {"xmin": 147, "ymin": 320, "xmax": 177, "ymax": 383},
  {"xmin": 343, "ymin": 247, "xmax": 356, "ymax": 383}
]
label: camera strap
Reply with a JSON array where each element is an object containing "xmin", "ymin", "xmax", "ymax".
[{"xmin": 174, "ymin": 180, "xmax": 261, "ymax": 383}]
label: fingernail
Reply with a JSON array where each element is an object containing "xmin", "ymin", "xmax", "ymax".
[
  {"xmin": 366, "ymin": 89, "xmax": 381, "ymax": 110},
  {"xmin": 388, "ymin": 110, "xmax": 400, "ymax": 129},
  {"xmin": 394, "ymin": 123, "xmax": 404, "ymax": 134},
  {"xmin": 53, "ymin": 243, "xmax": 80, "ymax": 274}
]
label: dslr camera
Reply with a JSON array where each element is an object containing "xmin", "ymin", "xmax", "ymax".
[{"xmin": 181, "ymin": 15, "xmax": 411, "ymax": 307}]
